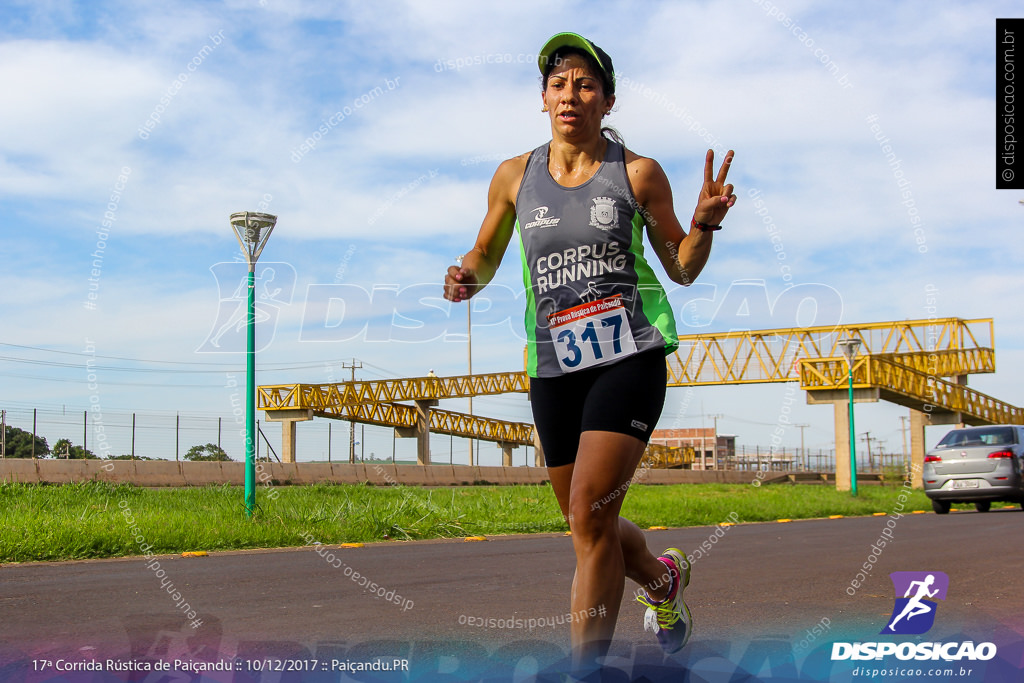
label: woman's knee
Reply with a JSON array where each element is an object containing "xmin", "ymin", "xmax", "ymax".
[{"xmin": 568, "ymin": 494, "xmax": 621, "ymax": 542}]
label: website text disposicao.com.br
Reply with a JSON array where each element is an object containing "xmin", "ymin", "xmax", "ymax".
[
  {"xmin": 851, "ymin": 664, "xmax": 978, "ymax": 678},
  {"xmin": 433, "ymin": 51, "xmax": 562, "ymax": 73},
  {"xmin": 836, "ymin": 640, "xmax": 995, "ymax": 679}
]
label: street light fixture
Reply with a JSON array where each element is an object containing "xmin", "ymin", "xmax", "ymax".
[
  {"xmin": 837, "ymin": 337, "xmax": 862, "ymax": 496},
  {"xmin": 230, "ymin": 211, "xmax": 278, "ymax": 517}
]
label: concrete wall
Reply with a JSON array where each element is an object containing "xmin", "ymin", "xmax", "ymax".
[{"xmin": 0, "ymin": 460, "xmax": 777, "ymax": 487}]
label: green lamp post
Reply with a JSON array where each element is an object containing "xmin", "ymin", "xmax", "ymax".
[
  {"xmin": 837, "ymin": 337, "xmax": 862, "ymax": 496},
  {"xmin": 230, "ymin": 211, "xmax": 277, "ymax": 516}
]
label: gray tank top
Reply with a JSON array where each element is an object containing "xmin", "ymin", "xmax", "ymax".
[{"xmin": 514, "ymin": 140, "xmax": 677, "ymax": 378}]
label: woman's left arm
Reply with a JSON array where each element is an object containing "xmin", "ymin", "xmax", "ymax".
[{"xmin": 630, "ymin": 149, "xmax": 735, "ymax": 286}]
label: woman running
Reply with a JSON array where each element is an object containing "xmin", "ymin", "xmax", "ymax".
[{"xmin": 443, "ymin": 32, "xmax": 736, "ymax": 670}]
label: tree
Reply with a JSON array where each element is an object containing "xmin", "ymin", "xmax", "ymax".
[
  {"xmin": 51, "ymin": 438, "xmax": 98, "ymax": 459},
  {"xmin": 2, "ymin": 425, "xmax": 49, "ymax": 458},
  {"xmin": 184, "ymin": 443, "xmax": 233, "ymax": 461},
  {"xmin": 106, "ymin": 454, "xmax": 155, "ymax": 461}
]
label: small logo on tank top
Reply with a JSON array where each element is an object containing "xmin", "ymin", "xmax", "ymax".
[
  {"xmin": 525, "ymin": 205, "xmax": 561, "ymax": 229},
  {"xmin": 590, "ymin": 197, "xmax": 619, "ymax": 231}
]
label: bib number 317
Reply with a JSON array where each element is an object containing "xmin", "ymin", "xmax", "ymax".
[{"xmin": 549, "ymin": 296, "xmax": 637, "ymax": 373}]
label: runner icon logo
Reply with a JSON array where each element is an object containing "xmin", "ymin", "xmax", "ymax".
[
  {"xmin": 881, "ymin": 571, "xmax": 949, "ymax": 635},
  {"xmin": 197, "ymin": 262, "xmax": 296, "ymax": 353}
]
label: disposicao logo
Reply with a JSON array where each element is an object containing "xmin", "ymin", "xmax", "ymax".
[
  {"xmin": 831, "ymin": 570, "xmax": 997, "ymax": 663},
  {"xmin": 882, "ymin": 571, "xmax": 948, "ymax": 635}
]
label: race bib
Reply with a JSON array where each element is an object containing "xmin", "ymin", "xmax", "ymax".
[{"xmin": 548, "ymin": 295, "xmax": 637, "ymax": 373}]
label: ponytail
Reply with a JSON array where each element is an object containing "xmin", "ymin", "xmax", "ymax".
[{"xmin": 601, "ymin": 126, "xmax": 624, "ymax": 145}]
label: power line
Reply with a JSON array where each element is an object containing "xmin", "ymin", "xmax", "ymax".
[
  {"xmin": 0, "ymin": 342, "xmax": 369, "ymax": 372},
  {"xmin": 0, "ymin": 371, "xmax": 237, "ymax": 387}
]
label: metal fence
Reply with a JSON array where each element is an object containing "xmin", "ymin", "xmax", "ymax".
[
  {"xmin": 0, "ymin": 405, "xmax": 533, "ymax": 467},
  {"xmin": 2, "ymin": 405, "xmax": 907, "ymax": 473},
  {"xmin": 726, "ymin": 444, "xmax": 909, "ymax": 474}
]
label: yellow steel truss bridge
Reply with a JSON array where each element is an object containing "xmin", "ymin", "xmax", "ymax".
[{"xmin": 258, "ymin": 317, "xmax": 1016, "ymax": 487}]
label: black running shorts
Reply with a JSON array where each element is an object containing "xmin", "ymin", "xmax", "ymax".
[{"xmin": 529, "ymin": 347, "xmax": 668, "ymax": 468}]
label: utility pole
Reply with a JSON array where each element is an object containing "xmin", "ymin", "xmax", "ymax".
[
  {"xmin": 899, "ymin": 415, "xmax": 910, "ymax": 474},
  {"xmin": 342, "ymin": 359, "xmax": 362, "ymax": 463},
  {"xmin": 860, "ymin": 431, "xmax": 873, "ymax": 471},
  {"xmin": 875, "ymin": 440, "xmax": 887, "ymax": 470},
  {"xmin": 709, "ymin": 414, "xmax": 722, "ymax": 468},
  {"xmin": 795, "ymin": 424, "xmax": 809, "ymax": 471}
]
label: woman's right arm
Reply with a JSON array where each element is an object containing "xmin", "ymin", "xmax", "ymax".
[{"xmin": 443, "ymin": 155, "xmax": 527, "ymax": 302}]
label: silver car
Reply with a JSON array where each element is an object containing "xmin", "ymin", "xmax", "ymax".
[{"xmin": 923, "ymin": 425, "xmax": 1024, "ymax": 514}]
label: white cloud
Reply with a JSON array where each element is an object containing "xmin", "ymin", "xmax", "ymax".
[{"xmin": 2, "ymin": 0, "xmax": 1021, "ymax": 459}]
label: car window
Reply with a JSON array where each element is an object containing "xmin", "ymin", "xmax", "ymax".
[
  {"xmin": 986, "ymin": 427, "xmax": 1016, "ymax": 444},
  {"xmin": 937, "ymin": 431, "xmax": 974, "ymax": 447},
  {"xmin": 936, "ymin": 426, "xmax": 1016, "ymax": 448}
]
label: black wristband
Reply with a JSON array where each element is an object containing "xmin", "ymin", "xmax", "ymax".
[{"xmin": 691, "ymin": 218, "xmax": 722, "ymax": 232}]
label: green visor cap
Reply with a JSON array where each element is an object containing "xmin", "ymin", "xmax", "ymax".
[{"xmin": 537, "ymin": 32, "xmax": 614, "ymax": 85}]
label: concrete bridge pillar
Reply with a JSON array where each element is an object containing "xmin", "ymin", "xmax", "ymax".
[
  {"xmin": 833, "ymin": 400, "xmax": 852, "ymax": 492},
  {"xmin": 909, "ymin": 409, "xmax": 928, "ymax": 489},
  {"xmin": 806, "ymin": 388, "xmax": 880, "ymax": 492},
  {"xmin": 415, "ymin": 399, "xmax": 438, "ymax": 465},
  {"xmin": 533, "ymin": 430, "xmax": 545, "ymax": 468},
  {"xmin": 395, "ymin": 400, "xmax": 439, "ymax": 465},
  {"xmin": 263, "ymin": 409, "xmax": 314, "ymax": 463},
  {"xmin": 908, "ymin": 408, "xmax": 962, "ymax": 489}
]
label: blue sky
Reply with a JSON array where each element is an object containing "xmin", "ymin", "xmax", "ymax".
[{"xmin": 2, "ymin": 0, "xmax": 1021, "ymax": 465}]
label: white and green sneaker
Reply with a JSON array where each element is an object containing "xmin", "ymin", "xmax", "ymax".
[{"xmin": 636, "ymin": 548, "xmax": 692, "ymax": 653}]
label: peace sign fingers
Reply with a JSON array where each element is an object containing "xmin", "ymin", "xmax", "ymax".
[
  {"xmin": 696, "ymin": 149, "xmax": 737, "ymax": 226},
  {"xmin": 704, "ymin": 149, "xmax": 735, "ymax": 186}
]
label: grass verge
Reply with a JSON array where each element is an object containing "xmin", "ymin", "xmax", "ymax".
[{"xmin": 0, "ymin": 481, "xmax": 936, "ymax": 563}]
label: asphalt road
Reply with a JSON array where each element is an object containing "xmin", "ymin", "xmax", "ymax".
[{"xmin": 2, "ymin": 507, "xmax": 1022, "ymax": 681}]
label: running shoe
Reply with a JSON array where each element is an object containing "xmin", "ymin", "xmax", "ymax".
[{"xmin": 636, "ymin": 547, "xmax": 692, "ymax": 653}]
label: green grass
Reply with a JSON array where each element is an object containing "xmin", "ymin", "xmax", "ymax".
[
  {"xmin": 620, "ymin": 482, "xmax": 932, "ymax": 526},
  {"xmin": 0, "ymin": 481, "xmax": 937, "ymax": 563}
]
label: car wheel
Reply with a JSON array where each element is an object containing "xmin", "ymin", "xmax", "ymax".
[
  {"xmin": 974, "ymin": 501, "xmax": 992, "ymax": 512},
  {"xmin": 931, "ymin": 499, "xmax": 951, "ymax": 514}
]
